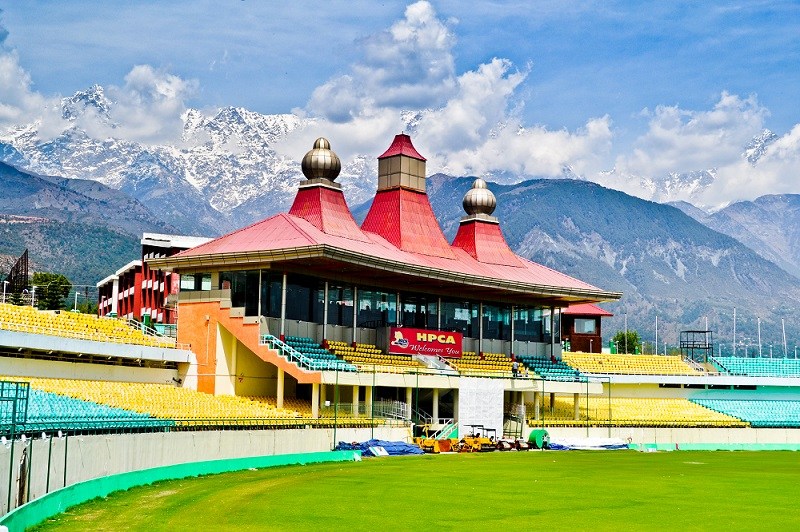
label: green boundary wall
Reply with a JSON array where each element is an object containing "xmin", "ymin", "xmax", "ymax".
[{"xmin": 0, "ymin": 450, "xmax": 361, "ymax": 531}]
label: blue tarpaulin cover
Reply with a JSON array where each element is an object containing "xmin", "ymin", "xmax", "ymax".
[{"xmin": 335, "ymin": 439, "xmax": 424, "ymax": 456}]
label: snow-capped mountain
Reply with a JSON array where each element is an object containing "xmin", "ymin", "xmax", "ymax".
[{"xmin": 0, "ymin": 86, "xmax": 381, "ymax": 235}]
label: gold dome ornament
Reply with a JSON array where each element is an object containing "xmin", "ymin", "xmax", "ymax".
[
  {"xmin": 462, "ymin": 178, "xmax": 497, "ymax": 216},
  {"xmin": 301, "ymin": 137, "xmax": 341, "ymax": 181}
]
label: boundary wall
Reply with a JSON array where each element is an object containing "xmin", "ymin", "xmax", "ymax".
[
  {"xmin": 537, "ymin": 426, "xmax": 800, "ymax": 448},
  {"xmin": 0, "ymin": 426, "xmax": 410, "ymax": 515},
  {"xmin": 0, "ymin": 450, "xmax": 361, "ymax": 531}
]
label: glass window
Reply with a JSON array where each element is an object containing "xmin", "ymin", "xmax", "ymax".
[
  {"xmin": 441, "ymin": 299, "xmax": 477, "ymax": 337},
  {"xmin": 514, "ymin": 306, "xmax": 543, "ymax": 343},
  {"xmin": 483, "ymin": 303, "xmax": 511, "ymax": 340},
  {"xmin": 357, "ymin": 288, "xmax": 396, "ymax": 328},
  {"xmin": 400, "ymin": 293, "xmax": 438, "ymax": 329},
  {"xmin": 574, "ymin": 318, "xmax": 596, "ymax": 334},
  {"xmin": 180, "ymin": 273, "xmax": 211, "ymax": 291},
  {"xmin": 327, "ymin": 283, "xmax": 354, "ymax": 327},
  {"xmin": 260, "ymin": 271, "xmax": 282, "ymax": 318},
  {"xmin": 285, "ymin": 274, "xmax": 324, "ymax": 323}
]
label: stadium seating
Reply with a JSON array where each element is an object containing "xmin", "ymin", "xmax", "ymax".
[
  {"xmin": 692, "ymin": 399, "xmax": 800, "ymax": 428},
  {"xmin": 562, "ymin": 352, "xmax": 701, "ymax": 375},
  {"xmin": 327, "ymin": 340, "xmax": 424, "ymax": 373},
  {"xmin": 283, "ymin": 336, "xmax": 357, "ymax": 372},
  {"xmin": 526, "ymin": 396, "xmax": 746, "ymax": 427},
  {"xmin": 516, "ymin": 355, "xmax": 584, "ymax": 381},
  {"xmin": 447, "ymin": 352, "xmax": 515, "ymax": 376},
  {"xmin": 710, "ymin": 357, "xmax": 800, "ymax": 377},
  {"xmin": 0, "ymin": 303, "xmax": 176, "ymax": 349}
]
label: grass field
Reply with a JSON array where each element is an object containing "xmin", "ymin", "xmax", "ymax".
[{"xmin": 34, "ymin": 451, "xmax": 800, "ymax": 531}]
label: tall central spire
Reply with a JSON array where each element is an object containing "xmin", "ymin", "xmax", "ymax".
[
  {"xmin": 362, "ymin": 134, "xmax": 455, "ymax": 258},
  {"xmin": 376, "ymin": 133, "xmax": 427, "ymax": 192}
]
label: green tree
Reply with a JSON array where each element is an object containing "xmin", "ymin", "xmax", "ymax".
[
  {"xmin": 612, "ymin": 330, "xmax": 641, "ymax": 354},
  {"xmin": 31, "ymin": 272, "xmax": 72, "ymax": 311}
]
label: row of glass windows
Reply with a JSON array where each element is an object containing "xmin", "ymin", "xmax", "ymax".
[{"xmin": 182, "ymin": 271, "xmax": 561, "ymax": 342}]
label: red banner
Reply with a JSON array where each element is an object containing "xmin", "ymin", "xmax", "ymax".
[{"xmin": 388, "ymin": 327, "xmax": 463, "ymax": 358}]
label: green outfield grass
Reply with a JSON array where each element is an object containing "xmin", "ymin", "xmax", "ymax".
[{"xmin": 34, "ymin": 451, "xmax": 800, "ymax": 531}]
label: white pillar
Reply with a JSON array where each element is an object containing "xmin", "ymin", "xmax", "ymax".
[
  {"xmin": 352, "ymin": 286, "xmax": 358, "ymax": 344},
  {"xmin": 573, "ymin": 392, "xmax": 580, "ymax": 421},
  {"xmin": 110, "ymin": 277, "xmax": 120, "ymax": 316},
  {"xmin": 320, "ymin": 384, "xmax": 327, "ymax": 406},
  {"xmin": 432, "ymin": 388, "xmax": 440, "ymax": 422},
  {"xmin": 276, "ymin": 368, "xmax": 285, "ymax": 410},
  {"xmin": 280, "ymin": 272, "xmax": 287, "ymax": 339},
  {"xmin": 311, "ymin": 382, "xmax": 320, "ymax": 419},
  {"xmin": 453, "ymin": 389, "xmax": 459, "ymax": 421},
  {"xmin": 406, "ymin": 386, "xmax": 413, "ymax": 419},
  {"xmin": 437, "ymin": 297, "xmax": 442, "ymax": 330},
  {"xmin": 478, "ymin": 302, "xmax": 484, "ymax": 355},
  {"xmin": 352, "ymin": 385, "xmax": 360, "ymax": 417}
]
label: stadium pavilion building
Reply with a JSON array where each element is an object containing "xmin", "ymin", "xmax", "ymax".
[{"xmin": 148, "ymin": 134, "xmax": 622, "ymax": 428}]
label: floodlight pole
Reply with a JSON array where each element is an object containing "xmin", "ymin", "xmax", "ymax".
[
  {"xmin": 2, "ymin": 280, "xmax": 8, "ymax": 304},
  {"xmin": 783, "ymin": 319, "xmax": 787, "ymax": 357},
  {"xmin": 758, "ymin": 317, "xmax": 762, "ymax": 357}
]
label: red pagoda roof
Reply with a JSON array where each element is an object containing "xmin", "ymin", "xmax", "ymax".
[
  {"xmin": 378, "ymin": 133, "xmax": 426, "ymax": 161},
  {"xmin": 562, "ymin": 303, "xmax": 613, "ymax": 317},
  {"xmin": 361, "ymin": 188, "xmax": 455, "ymax": 258},
  {"xmin": 288, "ymin": 185, "xmax": 370, "ymax": 242},
  {"xmin": 451, "ymin": 219, "xmax": 523, "ymax": 267}
]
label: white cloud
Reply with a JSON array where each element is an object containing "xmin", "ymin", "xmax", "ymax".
[{"xmin": 305, "ymin": 1, "xmax": 456, "ymax": 122}]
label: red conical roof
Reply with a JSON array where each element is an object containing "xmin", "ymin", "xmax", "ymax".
[
  {"xmin": 451, "ymin": 220, "xmax": 523, "ymax": 267},
  {"xmin": 378, "ymin": 133, "xmax": 426, "ymax": 161},
  {"xmin": 288, "ymin": 185, "xmax": 370, "ymax": 242}
]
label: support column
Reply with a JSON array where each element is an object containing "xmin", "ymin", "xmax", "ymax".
[
  {"xmin": 352, "ymin": 286, "xmax": 358, "ymax": 344},
  {"xmin": 396, "ymin": 293, "xmax": 402, "ymax": 326},
  {"xmin": 230, "ymin": 335, "xmax": 238, "ymax": 392},
  {"xmin": 533, "ymin": 391, "xmax": 540, "ymax": 420},
  {"xmin": 478, "ymin": 302, "xmax": 484, "ymax": 355},
  {"xmin": 573, "ymin": 392, "xmax": 580, "ymax": 421},
  {"xmin": 432, "ymin": 388, "xmax": 440, "ymax": 423},
  {"xmin": 437, "ymin": 297, "xmax": 442, "ymax": 330},
  {"xmin": 323, "ymin": 281, "xmax": 329, "ymax": 341},
  {"xmin": 549, "ymin": 392, "xmax": 555, "ymax": 413},
  {"xmin": 406, "ymin": 386, "xmax": 413, "ymax": 420},
  {"xmin": 320, "ymin": 384, "xmax": 327, "ymax": 406},
  {"xmin": 352, "ymin": 385, "xmax": 360, "ymax": 417},
  {"xmin": 110, "ymin": 277, "xmax": 119, "ymax": 317},
  {"xmin": 276, "ymin": 368, "xmax": 285, "ymax": 409},
  {"xmin": 311, "ymin": 382, "xmax": 320, "ymax": 419},
  {"xmin": 510, "ymin": 305, "xmax": 515, "ymax": 356},
  {"xmin": 365, "ymin": 385, "xmax": 373, "ymax": 416},
  {"xmin": 453, "ymin": 388, "xmax": 459, "ymax": 421},
  {"xmin": 550, "ymin": 306, "xmax": 555, "ymax": 361},
  {"xmin": 280, "ymin": 272, "xmax": 288, "ymax": 340}
]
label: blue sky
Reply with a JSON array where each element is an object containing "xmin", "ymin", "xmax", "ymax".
[{"xmin": 1, "ymin": 1, "xmax": 799, "ymax": 205}]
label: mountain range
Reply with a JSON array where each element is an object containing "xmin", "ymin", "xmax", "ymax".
[{"xmin": 1, "ymin": 87, "xmax": 798, "ymax": 347}]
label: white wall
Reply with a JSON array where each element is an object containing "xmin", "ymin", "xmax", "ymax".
[
  {"xmin": 0, "ymin": 426, "xmax": 411, "ymax": 515},
  {"xmin": 0, "ymin": 357, "xmax": 179, "ymax": 384}
]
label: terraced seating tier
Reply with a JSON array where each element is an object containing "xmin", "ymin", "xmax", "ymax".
[
  {"xmin": 692, "ymin": 399, "xmax": 800, "ymax": 428},
  {"xmin": 283, "ymin": 336, "xmax": 356, "ymax": 372},
  {"xmin": 711, "ymin": 357, "xmax": 800, "ymax": 378},
  {"xmin": 0, "ymin": 303, "xmax": 176, "ymax": 349},
  {"xmin": 517, "ymin": 355, "xmax": 584, "ymax": 381},
  {"xmin": 327, "ymin": 340, "xmax": 424, "ymax": 372},
  {"xmin": 448, "ymin": 352, "xmax": 515, "ymax": 376},
  {"xmin": 526, "ymin": 396, "xmax": 746, "ymax": 427},
  {"xmin": 562, "ymin": 352, "xmax": 701, "ymax": 375}
]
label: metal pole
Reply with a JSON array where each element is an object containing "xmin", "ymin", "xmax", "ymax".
[
  {"xmin": 783, "ymin": 319, "xmax": 788, "ymax": 357},
  {"xmin": 280, "ymin": 272, "xmax": 287, "ymax": 339},
  {"xmin": 733, "ymin": 307, "xmax": 736, "ymax": 357},
  {"xmin": 63, "ymin": 434, "xmax": 68, "ymax": 488},
  {"xmin": 758, "ymin": 317, "xmax": 762, "ymax": 357},
  {"xmin": 607, "ymin": 377, "xmax": 611, "ymax": 438},
  {"xmin": 46, "ymin": 433, "xmax": 53, "ymax": 494},
  {"xmin": 624, "ymin": 313, "xmax": 628, "ymax": 354},
  {"xmin": 322, "ymin": 281, "xmax": 329, "ymax": 342},
  {"xmin": 26, "ymin": 438, "xmax": 32, "ymax": 504},
  {"xmin": 371, "ymin": 365, "xmax": 375, "ymax": 440},
  {"xmin": 6, "ymin": 428, "xmax": 14, "ymax": 511}
]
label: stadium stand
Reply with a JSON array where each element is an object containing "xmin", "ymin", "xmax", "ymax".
[
  {"xmin": 0, "ymin": 303, "xmax": 176, "ymax": 349},
  {"xmin": 516, "ymin": 355, "xmax": 584, "ymax": 381},
  {"xmin": 710, "ymin": 357, "xmax": 800, "ymax": 377},
  {"xmin": 283, "ymin": 336, "xmax": 357, "ymax": 372},
  {"xmin": 327, "ymin": 340, "xmax": 424, "ymax": 372},
  {"xmin": 447, "ymin": 352, "xmax": 514, "ymax": 375},
  {"xmin": 526, "ymin": 396, "xmax": 746, "ymax": 427},
  {"xmin": 692, "ymin": 399, "xmax": 800, "ymax": 428},
  {"xmin": 562, "ymin": 352, "xmax": 702, "ymax": 375}
]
